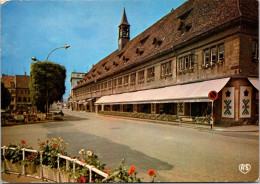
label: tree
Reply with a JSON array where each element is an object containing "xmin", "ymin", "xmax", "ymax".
[
  {"xmin": 29, "ymin": 61, "xmax": 66, "ymax": 113},
  {"xmin": 1, "ymin": 82, "xmax": 11, "ymax": 110}
]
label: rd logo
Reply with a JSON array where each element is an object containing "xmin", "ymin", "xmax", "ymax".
[{"xmin": 239, "ymin": 164, "xmax": 251, "ymax": 174}]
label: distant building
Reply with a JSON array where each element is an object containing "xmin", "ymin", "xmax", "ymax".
[
  {"xmin": 72, "ymin": 0, "xmax": 258, "ymax": 126},
  {"xmin": 49, "ymin": 101, "xmax": 63, "ymax": 111},
  {"xmin": 1, "ymin": 73, "xmax": 31, "ymax": 110},
  {"xmin": 68, "ymin": 72, "xmax": 86, "ymax": 110}
]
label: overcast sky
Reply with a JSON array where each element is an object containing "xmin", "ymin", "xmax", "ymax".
[{"xmin": 1, "ymin": 0, "xmax": 186, "ymax": 98}]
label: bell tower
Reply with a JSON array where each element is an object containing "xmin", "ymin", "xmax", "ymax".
[{"xmin": 118, "ymin": 8, "xmax": 130, "ymax": 51}]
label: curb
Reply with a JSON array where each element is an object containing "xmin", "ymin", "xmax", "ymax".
[{"xmin": 97, "ymin": 114, "xmax": 259, "ymax": 133}]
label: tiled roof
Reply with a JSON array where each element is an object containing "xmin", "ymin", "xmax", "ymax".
[
  {"xmin": 15, "ymin": 75, "xmax": 30, "ymax": 88},
  {"xmin": 239, "ymin": 0, "xmax": 258, "ymax": 20},
  {"xmin": 74, "ymin": 0, "xmax": 258, "ymax": 89},
  {"xmin": 1, "ymin": 74, "xmax": 14, "ymax": 88}
]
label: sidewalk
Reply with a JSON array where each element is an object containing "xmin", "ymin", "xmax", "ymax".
[
  {"xmin": 1, "ymin": 172, "xmax": 48, "ymax": 183},
  {"xmin": 213, "ymin": 125, "xmax": 259, "ymax": 132},
  {"xmin": 98, "ymin": 113, "xmax": 259, "ymax": 132}
]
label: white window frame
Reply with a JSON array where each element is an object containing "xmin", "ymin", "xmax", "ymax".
[
  {"xmin": 138, "ymin": 70, "xmax": 145, "ymax": 83},
  {"xmin": 218, "ymin": 44, "xmax": 224, "ymax": 62}
]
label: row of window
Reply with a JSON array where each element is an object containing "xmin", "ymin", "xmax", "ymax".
[
  {"xmin": 8, "ymin": 89, "xmax": 30, "ymax": 95},
  {"xmin": 75, "ymin": 41, "xmax": 258, "ymax": 96},
  {"xmin": 203, "ymin": 44, "xmax": 224, "ymax": 66},
  {"xmin": 75, "ymin": 64, "xmax": 157, "ymax": 96},
  {"xmin": 74, "ymin": 45, "xmax": 221, "ymax": 96},
  {"xmin": 15, "ymin": 97, "xmax": 30, "ymax": 102},
  {"xmin": 15, "ymin": 89, "xmax": 30, "ymax": 95}
]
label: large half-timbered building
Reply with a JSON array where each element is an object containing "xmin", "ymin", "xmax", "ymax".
[{"xmin": 72, "ymin": 0, "xmax": 259, "ymax": 125}]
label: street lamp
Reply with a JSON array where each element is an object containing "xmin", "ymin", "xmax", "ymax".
[
  {"xmin": 46, "ymin": 44, "xmax": 70, "ymax": 61},
  {"xmin": 31, "ymin": 44, "xmax": 70, "ymax": 63},
  {"xmin": 30, "ymin": 44, "xmax": 70, "ymax": 113}
]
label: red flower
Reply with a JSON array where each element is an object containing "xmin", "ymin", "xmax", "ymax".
[
  {"xmin": 21, "ymin": 140, "xmax": 26, "ymax": 145},
  {"xmin": 40, "ymin": 142, "xmax": 45, "ymax": 147},
  {"xmin": 128, "ymin": 165, "xmax": 135, "ymax": 175},
  {"xmin": 148, "ymin": 169, "xmax": 156, "ymax": 176},
  {"xmin": 81, "ymin": 159, "xmax": 86, "ymax": 163},
  {"xmin": 78, "ymin": 176, "xmax": 86, "ymax": 183},
  {"xmin": 27, "ymin": 154, "xmax": 37, "ymax": 161},
  {"xmin": 105, "ymin": 168, "xmax": 111, "ymax": 174},
  {"xmin": 46, "ymin": 140, "xmax": 49, "ymax": 144},
  {"xmin": 53, "ymin": 144, "xmax": 57, "ymax": 149}
]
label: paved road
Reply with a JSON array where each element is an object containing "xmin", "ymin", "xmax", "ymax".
[{"xmin": 1, "ymin": 110, "xmax": 259, "ymax": 182}]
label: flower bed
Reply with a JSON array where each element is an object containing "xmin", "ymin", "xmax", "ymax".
[
  {"xmin": 100, "ymin": 111, "xmax": 179, "ymax": 122},
  {"xmin": 195, "ymin": 117, "xmax": 211, "ymax": 124},
  {"xmin": 100, "ymin": 111, "xmax": 211, "ymax": 126},
  {"xmin": 2, "ymin": 138, "xmax": 157, "ymax": 182}
]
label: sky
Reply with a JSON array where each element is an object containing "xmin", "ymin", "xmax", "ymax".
[{"xmin": 1, "ymin": 0, "xmax": 187, "ymax": 98}]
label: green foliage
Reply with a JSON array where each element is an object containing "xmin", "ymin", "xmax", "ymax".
[
  {"xmin": 4, "ymin": 140, "xmax": 33, "ymax": 164},
  {"xmin": 100, "ymin": 111, "xmax": 180, "ymax": 122},
  {"xmin": 1, "ymin": 82, "xmax": 11, "ymax": 109},
  {"xmin": 195, "ymin": 116, "xmax": 211, "ymax": 124},
  {"xmin": 102, "ymin": 159, "xmax": 141, "ymax": 183},
  {"xmin": 76, "ymin": 149, "xmax": 106, "ymax": 182},
  {"xmin": 29, "ymin": 61, "xmax": 66, "ymax": 112},
  {"xmin": 38, "ymin": 137, "xmax": 68, "ymax": 168}
]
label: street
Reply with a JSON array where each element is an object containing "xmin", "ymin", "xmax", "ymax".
[{"xmin": 1, "ymin": 110, "xmax": 259, "ymax": 182}]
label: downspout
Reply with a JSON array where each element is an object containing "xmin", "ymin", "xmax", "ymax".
[
  {"xmin": 237, "ymin": 0, "xmax": 242, "ymax": 75},
  {"xmin": 176, "ymin": 54, "xmax": 178, "ymax": 83}
]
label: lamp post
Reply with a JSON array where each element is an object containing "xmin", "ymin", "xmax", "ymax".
[
  {"xmin": 46, "ymin": 44, "xmax": 70, "ymax": 61},
  {"xmin": 31, "ymin": 44, "xmax": 70, "ymax": 113},
  {"xmin": 31, "ymin": 44, "xmax": 70, "ymax": 62}
]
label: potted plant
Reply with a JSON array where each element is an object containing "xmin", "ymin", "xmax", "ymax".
[
  {"xmin": 217, "ymin": 60, "xmax": 224, "ymax": 65},
  {"xmin": 38, "ymin": 137, "xmax": 68, "ymax": 182},
  {"xmin": 21, "ymin": 152, "xmax": 40, "ymax": 175},
  {"xmin": 4, "ymin": 140, "xmax": 32, "ymax": 174}
]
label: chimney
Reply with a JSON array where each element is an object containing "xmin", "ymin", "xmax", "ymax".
[{"xmin": 24, "ymin": 72, "xmax": 27, "ymax": 76}]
